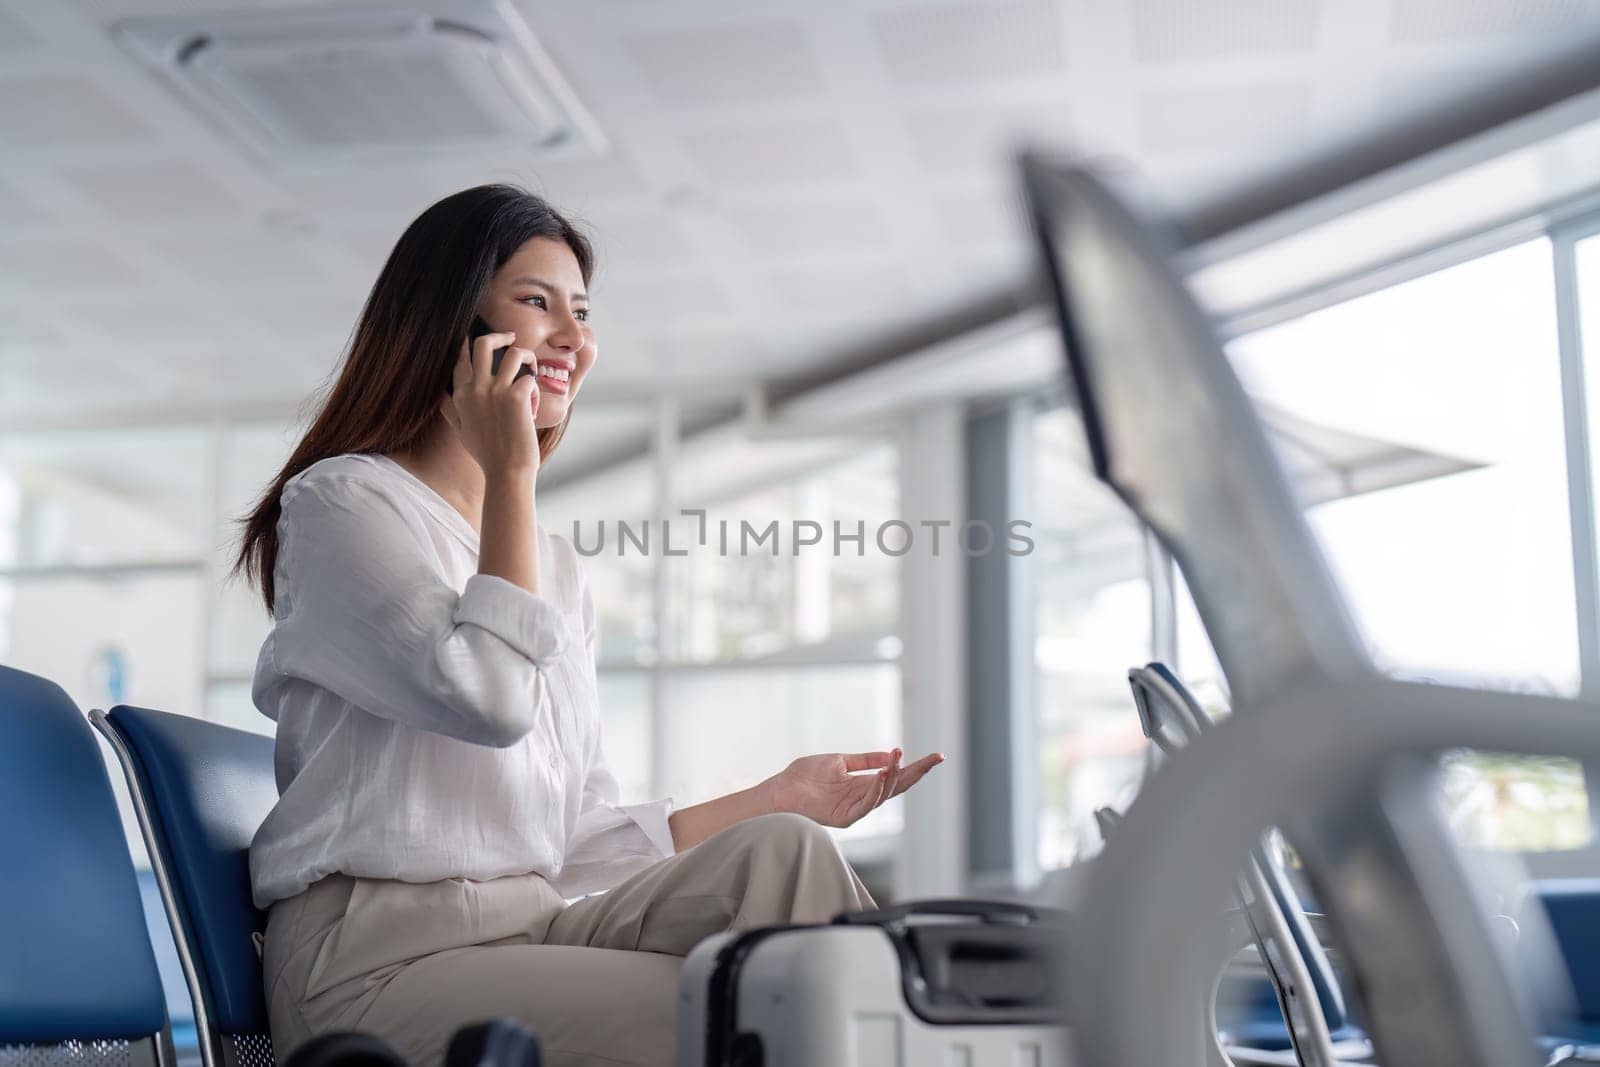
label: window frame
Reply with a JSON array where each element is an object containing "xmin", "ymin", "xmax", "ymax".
[{"xmin": 1005, "ymin": 205, "xmax": 1600, "ymax": 885}]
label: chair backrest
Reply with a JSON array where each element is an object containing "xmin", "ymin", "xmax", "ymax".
[
  {"xmin": 0, "ymin": 666, "xmax": 169, "ymax": 1065},
  {"xmin": 1127, "ymin": 661, "xmax": 1349, "ymax": 1037},
  {"xmin": 1527, "ymin": 880, "xmax": 1600, "ymax": 1032},
  {"xmin": 92, "ymin": 704, "xmax": 278, "ymax": 1067}
]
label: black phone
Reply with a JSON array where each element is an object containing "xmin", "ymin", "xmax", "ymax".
[{"xmin": 449, "ymin": 317, "xmax": 532, "ymax": 394}]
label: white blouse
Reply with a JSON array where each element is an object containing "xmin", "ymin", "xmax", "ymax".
[{"xmin": 247, "ymin": 451, "xmax": 676, "ymax": 910}]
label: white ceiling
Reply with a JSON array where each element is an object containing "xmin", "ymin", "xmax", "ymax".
[{"xmin": 3, "ymin": 0, "xmax": 1600, "ymax": 434}]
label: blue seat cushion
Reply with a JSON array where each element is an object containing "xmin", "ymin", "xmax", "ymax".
[
  {"xmin": 108, "ymin": 705, "xmax": 278, "ymax": 1035},
  {"xmin": 1536, "ymin": 880, "xmax": 1600, "ymax": 1021},
  {"xmin": 0, "ymin": 667, "xmax": 166, "ymax": 1042}
]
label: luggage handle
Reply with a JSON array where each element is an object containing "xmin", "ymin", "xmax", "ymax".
[
  {"xmin": 832, "ymin": 898, "xmax": 1042, "ymax": 928},
  {"xmin": 833, "ymin": 900, "xmax": 1067, "ymax": 1026}
]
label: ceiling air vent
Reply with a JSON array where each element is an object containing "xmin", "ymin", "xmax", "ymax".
[{"xmin": 113, "ymin": 1, "xmax": 604, "ymax": 169}]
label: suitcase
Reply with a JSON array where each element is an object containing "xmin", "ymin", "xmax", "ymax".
[{"xmin": 677, "ymin": 899, "xmax": 1072, "ymax": 1066}]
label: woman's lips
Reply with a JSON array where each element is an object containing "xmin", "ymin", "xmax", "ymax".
[{"xmin": 534, "ymin": 361, "xmax": 571, "ymax": 395}]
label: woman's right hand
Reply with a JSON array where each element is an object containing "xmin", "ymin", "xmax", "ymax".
[{"xmin": 440, "ymin": 329, "xmax": 542, "ymax": 478}]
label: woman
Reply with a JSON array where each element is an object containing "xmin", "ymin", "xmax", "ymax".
[{"xmin": 229, "ymin": 184, "xmax": 943, "ymax": 1067}]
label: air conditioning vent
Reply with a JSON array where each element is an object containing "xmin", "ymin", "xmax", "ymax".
[{"xmin": 113, "ymin": 1, "xmax": 605, "ymax": 169}]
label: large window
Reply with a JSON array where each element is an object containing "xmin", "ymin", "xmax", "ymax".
[
  {"xmin": 656, "ymin": 443, "xmax": 904, "ymax": 842},
  {"xmin": 664, "ymin": 445, "xmax": 899, "ymax": 664},
  {"xmin": 1230, "ymin": 239, "xmax": 1577, "ymax": 696},
  {"xmin": 2, "ymin": 417, "xmax": 905, "ymax": 864},
  {"xmin": 1038, "ymin": 234, "xmax": 1597, "ymax": 867},
  {"xmin": 1032, "ymin": 405, "xmax": 1151, "ymax": 870},
  {"xmin": 1, "ymin": 426, "xmax": 223, "ymax": 720},
  {"xmin": 1234, "ymin": 239, "xmax": 1589, "ymax": 851},
  {"xmin": 543, "ymin": 435, "xmax": 905, "ymax": 844},
  {"xmin": 1219, "ymin": 238, "xmax": 1586, "ymax": 852}
]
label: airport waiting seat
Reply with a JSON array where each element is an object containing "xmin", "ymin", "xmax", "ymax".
[
  {"xmin": 138, "ymin": 867, "xmax": 202, "ymax": 1063},
  {"xmin": 1127, "ymin": 663, "xmax": 1372, "ymax": 1065},
  {"xmin": 0, "ymin": 665, "xmax": 174, "ymax": 1066},
  {"xmin": 1526, "ymin": 880, "xmax": 1600, "ymax": 1052},
  {"xmin": 91, "ymin": 705, "xmax": 279, "ymax": 1067}
]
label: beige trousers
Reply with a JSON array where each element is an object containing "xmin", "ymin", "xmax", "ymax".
[{"xmin": 261, "ymin": 812, "xmax": 877, "ymax": 1067}]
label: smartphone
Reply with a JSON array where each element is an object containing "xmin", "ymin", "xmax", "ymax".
[{"xmin": 449, "ymin": 317, "xmax": 533, "ymax": 393}]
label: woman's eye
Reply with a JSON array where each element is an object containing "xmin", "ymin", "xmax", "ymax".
[{"xmin": 521, "ymin": 295, "xmax": 587, "ymax": 321}]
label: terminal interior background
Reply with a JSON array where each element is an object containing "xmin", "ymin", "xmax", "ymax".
[{"xmin": 4, "ymin": 0, "xmax": 1600, "ymax": 974}]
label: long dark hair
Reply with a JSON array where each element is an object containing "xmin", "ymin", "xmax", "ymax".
[{"xmin": 229, "ymin": 184, "xmax": 595, "ymax": 616}]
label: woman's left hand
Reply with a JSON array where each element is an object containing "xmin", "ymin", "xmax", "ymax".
[{"xmin": 763, "ymin": 748, "xmax": 945, "ymax": 829}]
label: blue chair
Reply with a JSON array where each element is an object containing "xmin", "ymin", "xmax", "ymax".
[
  {"xmin": 1524, "ymin": 880, "xmax": 1600, "ymax": 1053},
  {"xmin": 90, "ymin": 706, "xmax": 279, "ymax": 1067},
  {"xmin": 1128, "ymin": 663, "xmax": 1372, "ymax": 1064},
  {"xmin": 137, "ymin": 868, "xmax": 201, "ymax": 1061},
  {"xmin": 0, "ymin": 666, "xmax": 173, "ymax": 1066}
]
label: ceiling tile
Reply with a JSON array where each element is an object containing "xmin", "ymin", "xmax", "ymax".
[
  {"xmin": 933, "ymin": 184, "xmax": 1030, "ymax": 248},
  {"xmin": 0, "ymin": 7, "xmax": 41, "ymax": 52},
  {"xmin": 274, "ymin": 166, "xmax": 468, "ymax": 222},
  {"xmin": 1134, "ymin": 0, "xmax": 1320, "ymax": 63},
  {"xmin": 0, "ymin": 307, "xmax": 61, "ymax": 353},
  {"xmin": 872, "ymin": 1, "xmax": 1064, "ymax": 86},
  {"xmin": 68, "ymin": 0, "xmax": 395, "ymax": 21},
  {"xmin": 209, "ymin": 280, "xmax": 365, "ymax": 339},
  {"xmin": 0, "ymin": 75, "xmax": 153, "ymax": 146},
  {"xmin": 3, "ymin": 236, "xmax": 141, "ymax": 289},
  {"xmin": 592, "ymin": 271, "xmax": 730, "ymax": 328},
  {"xmin": 723, "ymin": 199, "xmax": 892, "ymax": 257},
  {"xmin": 587, "ymin": 211, "xmax": 702, "ymax": 266},
  {"xmin": 154, "ymin": 230, "xmax": 331, "ymax": 290},
  {"xmin": 0, "ymin": 177, "xmax": 53, "ymax": 231},
  {"xmin": 1389, "ymin": 0, "xmax": 1589, "ymax": 43},
  {"xmin": 637, "ymin": 328, "xmax": 770, "ymax": 381},
  {"xmin": 1139, "ymin": 81, "xmax": 1312, "ymax": 152},
  {"xmin": 72, "ymin": 294, "xmax": 235, "ymax": 349},
  {"xmin": 59, "ymin": 160, "xmax": 250, "ymax": 220},
  {"xmin": 622, "ymin": 20, "xmax": 825, "ymax": 104},
  {"xmin": 527, "ymin": 149, "xmax": 656, "ymax": 207},
  {"xmin": 765, "ymin": 264, "xmax": 914, "ymax": 309},
  {"xmin": 902, "ymin": 103, "xmax": 1072, "ymax": 174},
  {"xmin": 683, "ymin": 119, "xmax": 861, "ymax": 186}
]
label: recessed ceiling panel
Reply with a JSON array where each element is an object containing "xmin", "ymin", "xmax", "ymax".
[
  {"xmin": 1140, "ymin": 81, "xmax": 1311, "ymax": 152},
  {"xmin": 0, "ymin": 75, "xmax": 153, "ymax": 145},
  {"xmin": 1134, "ymin": 0, "xmax": 1320, "ymax": 63},
  {"xmin": 872, "ymin": 1, "xmax": 1063, "ymax": 86},
  {"xmin": 622, "ymin": 20, "xmax": 824, "ymax": 104},
  {"xmin": 1389, "ymin": 0, "xmax": 1589, "ymax": 43}
]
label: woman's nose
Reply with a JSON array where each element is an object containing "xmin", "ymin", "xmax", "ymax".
[{"xmin": 546, "ymin": 312, "xmax": 583, "ymax": 350}]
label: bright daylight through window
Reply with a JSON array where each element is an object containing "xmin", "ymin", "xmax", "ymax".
[{"xmin": 1037, "ymin": 238, "xmax": 1595, "ymax": 867}]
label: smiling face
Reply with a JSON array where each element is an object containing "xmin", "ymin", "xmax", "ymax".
[{"xmin": 477, "ymin": 235, "xmax": 595, "ymax": 430}]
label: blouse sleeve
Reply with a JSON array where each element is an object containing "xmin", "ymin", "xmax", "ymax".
[
  {"xmin": 549, "ymin": 555, "xmax": 677, "ymax": 899},
  {"xmin": 259, "ymin": 472, "xmax": 573, "ymax": 749}
]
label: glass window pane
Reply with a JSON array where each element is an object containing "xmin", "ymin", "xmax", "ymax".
[
  {"xmin": 1229, "ymin": 239, "xmax": 1577, "ymax": 695},
  {"xmin": 542, "ymin": 464, "xmax": 657, "ymax": 667},
  {"xmin": 0, "ymin": 427, "xmax": 211, "ymax": 568},
  {"xmin": 0, "ymin": 572, "xmax": 203, "ymax": 716},
  {"xmin": 1579, "ymin": 230, "xmax": 1600, "ymax": 586},
  {"xmin": 666, "ymin": 483, "xmax": 797, "ymax": 662},
  {"xmin": 660, "ymin": 662, "xmax": 903, "ymax": 840},
  {"xmin": 596, "ymin": 670, "xmax": 652, "ymax": 804},
  {"xmin": 818, "ymin": 446, "xmax": 901, "ymax": 645},
  {"xmin": 205, "ymin": 679, "xmax": 275, "ymax": 737},
  {"xmin": 665, "ymin": 444, "xmax": 899, "ymax": 665},
  {"xmin": 1439, "ymin": 750, "xmax": 1591, "ymax": 852},
  {"xmin": 1033, "ymin": 406, "xmax": 1151, "ymax": 871},
  {"xmin": 1173, "ymin": 567, "xmax": 1230, "ymax": 717}
]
